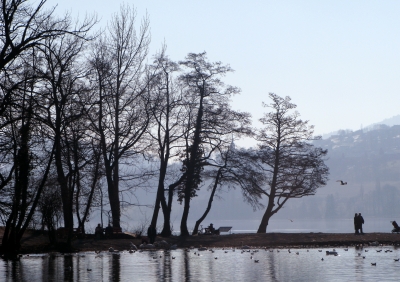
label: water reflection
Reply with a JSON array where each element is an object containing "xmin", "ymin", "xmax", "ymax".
[
  {"xmin": 110, "ymin": 253, "xmax": 120, "ymax": 282},
  {"xmin": 1, "ymin": 247, "xmax": 400, "ymax": 281}
]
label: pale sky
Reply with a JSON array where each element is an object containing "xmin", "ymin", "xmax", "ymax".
[{"xmin": 48, "ymin": 0, "xmax": 400, "ymax": 137}]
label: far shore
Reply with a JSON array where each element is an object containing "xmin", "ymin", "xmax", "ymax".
[{"xmin": 1, "ymin": 227, "xmax": 400, "ymax": 254}]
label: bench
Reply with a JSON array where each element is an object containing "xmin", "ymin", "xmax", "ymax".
[
  {"xmin": 56, "ymin": 227, "xmax": 84, "ymax": 238},
  {"xmin": 217, "ymin": 226, "xmax": 232, "ymax": 234},
  {"xmin": 113, "ymin": 227, "xmax": 122, "ymax": 233},
  {"xmin": 203, "ymin": 226, "xmax": 232, "ymax": 235}
]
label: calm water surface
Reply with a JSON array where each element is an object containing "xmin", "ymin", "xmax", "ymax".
[{"xmin": 1, "ymin": 246, "xmax": 400, "ymax": 281}]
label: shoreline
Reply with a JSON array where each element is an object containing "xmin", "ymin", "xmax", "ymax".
[{"xmin": 7, "ymin": 231, "xmax": 400, "ymax": 254}]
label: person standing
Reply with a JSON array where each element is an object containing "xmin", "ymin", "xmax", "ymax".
[
  {"xmin": 359, "ymin": 213, "xmax": 364, "ymax": 234},
  {"xmin": 95, "ymin": 223, "xmax": 103, "ymax": 239},
  {"xmin": 354, "ymin": 213, "xmax": 359, "ymax": 234},
  {"xmin": 147, "ymin": 224, "xmax": 157, "ymax": 244}
]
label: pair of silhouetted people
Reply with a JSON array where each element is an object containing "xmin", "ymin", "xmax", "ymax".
[{"xmin": 354, "ymin": 213, "xmax": 364, "ymax": 234}]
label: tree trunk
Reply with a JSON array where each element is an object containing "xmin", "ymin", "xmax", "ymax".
[
  {"xmin": 108, "ymin": 180, "xmax": 121, "ymax": 229},
  {"xmin": 180, "ymin": 197, "xmax": 191, "ymax": 236},
  {"xmin": 160, "ymin": 173, "xmax": 185, "ymax": 237},
  {"xmin": 192, "ymin": 168, "xmax": 221, "ymax": 235},
  {"xmin": 180, "ymin": 90, "xmax": 204, "ymax": 236},
  {"xmin": 257, "ymin": 208, "xmax": 273, "ymax": 233},
  {"xmin": 150, "ymin": 158, "xmax": 167, "ymax": 227}
]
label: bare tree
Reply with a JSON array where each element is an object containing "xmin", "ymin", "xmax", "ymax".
[
  {"xmin": 147, "ymin": 53, "xmax": 187, "ymax": 236},
  {"xmin": 38, "ymin": 25, "xmax": 94, "ymax": 244},
  {"xmin": 176, "ymin": 52, "xmax": 252, "ymax": 236},
  {"xmin": 0, "ymin": 53, "xmax": 55, "ymax": 255},
  {"xmin": 0, "ymin": 0, "xmax": 96, "ymax": 252},
  {"xmin": 255, "ymin": 93, "xmax": 329, "ymax": 233},
  {"xmin": 89, "ymin": 4, "xmax": 151, "ymax": 229},
  {"xmin": 0, "ymin": 0, "xmax": 95, "ymax": 114},
  {"xmin": 74, "ymin": 138, "xmax": 104, "ymax": 234}
]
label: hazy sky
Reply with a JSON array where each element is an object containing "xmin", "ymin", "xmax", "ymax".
[{"xmin": 47, "ymin": 0, "xmax": 400, "ymax": 137}]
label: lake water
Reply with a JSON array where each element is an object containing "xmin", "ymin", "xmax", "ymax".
[
  {"xmin": 187, "ymin": 217, "xmax": 395, "ymax": 235},
  {"xmin": 1, "ymin": 246, "xmax": 400, "ymax": 281}
]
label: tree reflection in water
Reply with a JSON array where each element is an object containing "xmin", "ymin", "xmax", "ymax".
[
  {"xmin": 1, "ymin": 248, "xmax": 400, "ymax": 281},
  {"xmin": 110, "ymin": 253, "xmax": 120, "ymax": 281}
]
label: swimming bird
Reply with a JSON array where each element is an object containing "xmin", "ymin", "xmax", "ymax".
[
  {"xmin": 172, "ymin": 257, "xmax": 176, "ymax": 259},
  {"xmin": 321, "ymin": 258, "xmax": 324, "ymax": 261},
  {"xmin": 326, "ymin": 251, "xmax": 338, "ymax": 255},
  {"xmin": 87, "ymin": 268, "xmax": 92, "ymax": 271},
  {"xmin": 254, "ymin": 260, "xmax": 259, "ymax": 263},
  {"xmin": 214, "ymin": 257, "xmax": 218, "ymax": 259},
  {"xmin": 336, "ymin": 180, "xmax": 347, "ymax": 185},
  {"xmin": 371, "ymin": 263, "xmax": 376, "ymax": 266},
  {"xmin": 394, "ymin": 259, "xmax": 399, "ymax": 261}
]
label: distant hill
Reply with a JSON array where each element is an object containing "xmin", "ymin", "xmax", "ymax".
[
  {"xmin": 322, "ymin": 114, "xmax": 400, "ymax": 139},
  {"xmin": 370, "ymin": 114, "xmax": 400, "ymax": 128},
  {"xmin": 315, "ymin": 124, "xmax": 400, "ymax": 183}
]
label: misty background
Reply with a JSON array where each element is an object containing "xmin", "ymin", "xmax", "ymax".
[
  {"xmin": 9, "ymin": 1, "xmax": 399, "ymax": 235},
  {"xmin": 96, "ymin": 115, "xmax": 400, "ymax": 234}
]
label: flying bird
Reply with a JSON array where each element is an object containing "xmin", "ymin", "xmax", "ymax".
[{"xmin": 337, "ymin": 180, "xmax": 347, "ymax": 185}]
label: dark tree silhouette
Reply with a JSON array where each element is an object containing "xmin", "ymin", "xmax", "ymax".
[
  {"xmin": 88, "ymin": 4, "xmax": 151, "ymax": 229},
  {"xmin": 147, "ymin": 53, "xmax": 186, "ymax": 236},
  {"xmin": 0, "ymin": 58, "xmax": 55, "ymax": 255},
  {"xmin": 40, "ymin": 30, "xmax": 92, "ymax": 245},
  {"xmin": 0, "ymin": 0, "xmax": 95, "ymax": 115},
  {"xmin": 255, "ymin": 93, "xmax": 329, "ymax": 233},
  {"xmin": 177, "ymin": 52, "xmax": 251, "ymax": 236}
]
